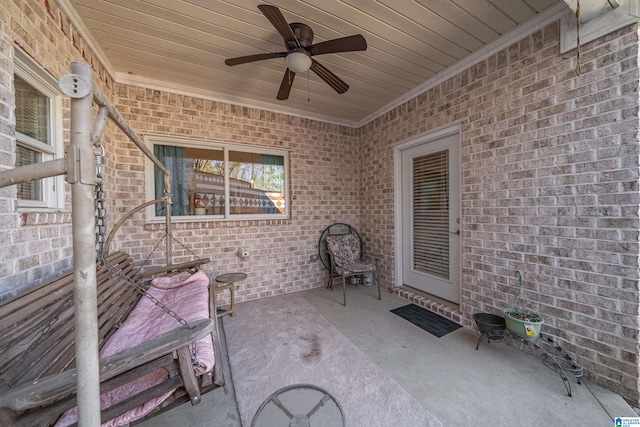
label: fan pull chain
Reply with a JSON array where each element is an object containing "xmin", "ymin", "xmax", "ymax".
[{"xmin": 307, "ymin": 69, "xmax": 310, "ymax": 102}]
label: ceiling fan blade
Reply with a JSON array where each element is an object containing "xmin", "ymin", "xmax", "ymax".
[
  {"xmin": 258, "ymin": 4, "xmax": 298, "ymax": 49},
  {"xmin": 225, "ymin": 52, "xmax": 286, "ymax": 66},
  {"xmin": 277, "ymin": 69, "xmax": 296, "ymax": 100},
  {"xmin": 308, "ymin": 34, "xmax": 367, "ymax": 56},
  {"xmin": 310, "ymin": 59, "xmax": 348, "ymax": 94}
]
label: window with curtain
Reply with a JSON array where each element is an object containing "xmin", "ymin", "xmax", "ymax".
[
  {"xmin": 13, "ymin": 53, "xmax": 63, "ymax": 210},
  {"xmin": 413, "ymin": 150, "xmax": 449, "ymax": 279},
  {"xmin": 147, "ymin": 136, "xmax": 289, "ymax": 220}
]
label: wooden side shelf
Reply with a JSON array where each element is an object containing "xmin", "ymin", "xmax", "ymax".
[{"xmin": 214, "ymin": 273, "xmax": 247, "ymax": 318}]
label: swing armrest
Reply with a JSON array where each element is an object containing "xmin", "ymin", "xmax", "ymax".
[
  {"xmin": 0, "ymin": 318, "xmax": 214, "ymax": 411},
  {"xmin": 141, "ymin": 258, "xmax": 211, "ymax": 279}
]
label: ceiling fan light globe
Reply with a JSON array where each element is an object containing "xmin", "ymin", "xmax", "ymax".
[{"xmin": 285, "ymin": 52, "xmax": 311, "ymax": 73}]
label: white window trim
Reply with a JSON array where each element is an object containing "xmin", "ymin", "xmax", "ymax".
[
  {"xmin": 14, "ymin": 48, "xmax": 64, "ymax": 211},
  {"xmin": 144, "ymin": 135, "xmax": 290, "ymax": 222}
]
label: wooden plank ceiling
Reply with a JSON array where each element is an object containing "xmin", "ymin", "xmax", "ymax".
[{"xmin": 67, "ymin": 0, "xmax": 562, "ymax": 125}]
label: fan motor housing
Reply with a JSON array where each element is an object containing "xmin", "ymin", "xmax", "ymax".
[{"xmin": 289, "ymin": 22, "xmax": 314, "ymax": 47}]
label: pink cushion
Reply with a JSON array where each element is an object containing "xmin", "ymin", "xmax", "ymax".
[{"xmin": 55, "ymin": 270, "xmax": 214, "ymax": 427}]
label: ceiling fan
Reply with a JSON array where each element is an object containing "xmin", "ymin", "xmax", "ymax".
[{"xmin": 225, "ymin": 4, "xmax": 367, "ymax": 100}]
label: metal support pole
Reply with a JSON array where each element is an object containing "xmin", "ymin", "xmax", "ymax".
[
  {"xmin": 90, "ymin": 79, "xmax": 173, "ymax": 265},
  {"xmin": 65, "ymin": 62, "xmax": 101, "ymax": 427},
  {"xmin": 0, "ymin": 60, "xmax": 182, "ymax": 424},
  {"xmin": 90, "ymin": 83, "xmax": 169, "ymax": 176},
  {"xmin": 0, "ymin": 158, "xmax": 66, "ymax": 189}
]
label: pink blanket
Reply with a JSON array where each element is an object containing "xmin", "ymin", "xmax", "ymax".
[{"xmin": 55, "ymin": 270, "xmax": 215, "ymax": 427}]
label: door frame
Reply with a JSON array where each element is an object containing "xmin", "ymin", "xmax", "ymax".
[{"xmin": 394, "ymin": 123, "xmax": 462, "ymax": 296}]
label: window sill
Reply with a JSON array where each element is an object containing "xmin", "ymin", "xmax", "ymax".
[
  {"xmin": 20, "ymin": 211, "xmax": 72, "ymax": 226},
  {"xmin": 143, "ymin": 215, "xmax": 290, "ymax": 230}
]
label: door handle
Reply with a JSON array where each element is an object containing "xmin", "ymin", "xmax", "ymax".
[{"xmin": 449, "ymin": 230, "xmax": 460, "ymax": 235}]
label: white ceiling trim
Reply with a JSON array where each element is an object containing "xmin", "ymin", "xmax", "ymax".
[
  {"xmin": 115, "ymin": 72, "xmax": 357, "ymax": 127},
  {"xmin": 355, "ymin": 1, "xmax": 569, "ymax": 128}
]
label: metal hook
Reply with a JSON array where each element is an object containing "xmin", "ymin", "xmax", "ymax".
[{"xmin": 95, "ymin": 144, "xmax": 105, "ymax": 178}]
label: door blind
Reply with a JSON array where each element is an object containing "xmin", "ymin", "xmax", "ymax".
[{"xmin": 413, "ymin": 150, "xmax": 449, "ymax": 279}]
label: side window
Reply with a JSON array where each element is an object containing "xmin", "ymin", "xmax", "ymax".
[
  {"xmin": 146, "ymin": 136, "xmax": 289, "ymax": 221},
  {"xmin": 14, "ymin": 52, "xmax": 63, "ymax": 210}
]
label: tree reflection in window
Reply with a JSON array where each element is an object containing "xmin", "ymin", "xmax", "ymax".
[{"xmin": 153, "ymin": 143, "xmax": 287, "ymax": 218}]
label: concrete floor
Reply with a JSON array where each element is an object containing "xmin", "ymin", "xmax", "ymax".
[
  {"xmin": 304, "ymin": 285, "xmax": 637, "ymax": 426},
  {"xmin": 143, "ymin": 285, "xmax": 637, "ymax": 426}
]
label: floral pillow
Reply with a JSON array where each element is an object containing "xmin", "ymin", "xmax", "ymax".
[{"xmin": 326, "ymin": 233, "xmax": 361, "ymax": 266}]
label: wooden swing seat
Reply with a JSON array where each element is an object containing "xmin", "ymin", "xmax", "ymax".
[{"xmin": 0, "ymin": 251, "xmax": 224, "ymax": 427}]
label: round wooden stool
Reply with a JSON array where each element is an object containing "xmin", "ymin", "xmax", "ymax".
[{"xmin": 214, "ymin": 272, "xmax": 246, "ymax": 318}]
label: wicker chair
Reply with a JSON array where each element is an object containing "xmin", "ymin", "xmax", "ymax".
[{"xmin": 326, "ymin": 231, "xmax": 381, "ymax": 306}]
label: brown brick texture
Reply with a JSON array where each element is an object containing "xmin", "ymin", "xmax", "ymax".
[
  {"xmin": 108, "ymin": 85, "xmax": 360, "ymax": 303},
  {"xmin": 360, "ymin": 22, "xmax": 640, "ymax": 402},
  {"xmin": 1, "ymin": 0, "xmax": 639, "ymax": 405}
]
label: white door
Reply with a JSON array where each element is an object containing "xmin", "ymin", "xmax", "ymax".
[{"xmin": 401, "ymin": 133, "xmax": 460, "ymax": 303}]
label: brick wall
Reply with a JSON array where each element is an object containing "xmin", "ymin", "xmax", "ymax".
[
  {"xmin": 0, "ymin": 0, "xmax": 97, "ymax": 298},
  {"xmin": 107, "ymin": 85, "xmax": 360, "ymax": 301},
  {"xmin": 0, "ymin": 8, "xmax": 16, "ymax": 286},
  {"xmin": 0, "ymin": 0, "xmax": 123, "ymax": 299},
  {"xmin": 0, "ymin": 0, "xmax": 359, "ymax": 303},
  {"xmin": 360, "ymin": 22, "xmax": 640, "ymax": 402},
  {"xmin": 2, "ymin": 0, "xmax": 640, "ymax": 405}
]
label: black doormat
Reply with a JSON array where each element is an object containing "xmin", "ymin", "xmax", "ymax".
[{"xmin": 391, "ymin": 304, "xmax": 462, "ymax": 338}]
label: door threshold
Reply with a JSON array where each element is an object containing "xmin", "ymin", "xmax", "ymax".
[{"xmin": 393, "ymin": 286, "xmax": 466, "ymax": 326}]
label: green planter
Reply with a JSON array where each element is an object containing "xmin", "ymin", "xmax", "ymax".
[{"xmin": 503, "ymin": 308, "xmax": 543, "ymax": 340}]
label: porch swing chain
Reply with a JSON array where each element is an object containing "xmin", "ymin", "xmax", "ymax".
[
  {"xmin": 93, "ymin": 146, "xmax": 192, "ymax": 331},
  {"xmin": 140, "ymin": 183, "xmax": 200, "ymax": 267},
  {"xmin": 141, "ymin": 231, "xmax": 201, "ymax": 267},
  {"xmin": 95, "ymin": 144, "xmax": 107, "ymax": 260},
  {"xmin": 103, "ymin": 257, "xmax": 190, "ymax": 328}
]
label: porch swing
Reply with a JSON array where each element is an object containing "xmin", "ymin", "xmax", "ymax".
[{"xmin": 0, "ymin": 62, "xmax": 224, "ymax": 427}]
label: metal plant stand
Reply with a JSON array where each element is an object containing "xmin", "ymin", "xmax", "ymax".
[{"xmin": 475, "ymin": 327, "xmax": 584, "ymax": 397}]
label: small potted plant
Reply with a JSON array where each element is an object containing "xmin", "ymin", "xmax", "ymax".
[{"xmin": 503, "ymin": 271, "xmax": 544, "ymax": 340}]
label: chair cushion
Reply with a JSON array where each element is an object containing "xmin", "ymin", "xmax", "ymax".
[
  {"xmin": 342, "ymin": 259, "xmax": 377, "ymax": 275},
  {"xmin": 326, "ymin": 233, "xmax": 361, "ymax": 266}
]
